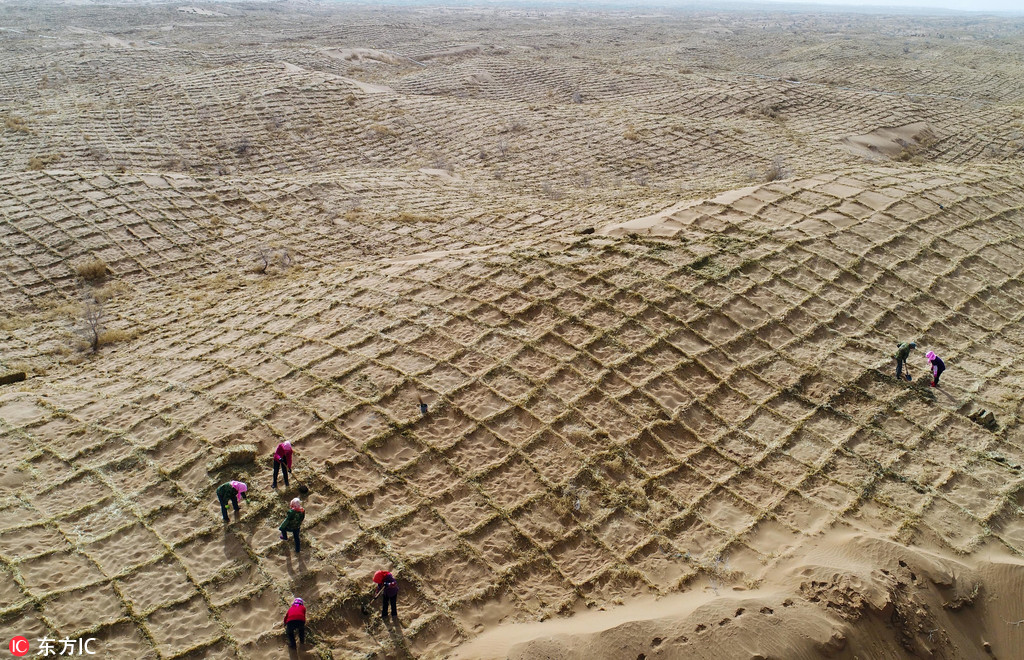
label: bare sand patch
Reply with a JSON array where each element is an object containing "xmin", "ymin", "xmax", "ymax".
[{"xmin": 843, "ymin": 122, "xmax": 937, "ymax": 159}]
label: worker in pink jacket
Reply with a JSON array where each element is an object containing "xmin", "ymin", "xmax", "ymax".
[
  {"xmin": 283, "ymin": 597, "xmax": 306, "ymax": 649},
  {"xmin": 273, "ymin": 441, "xmax": 293, "ymax": 489}
]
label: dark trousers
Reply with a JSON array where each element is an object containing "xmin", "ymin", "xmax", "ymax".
[
  {"xmin": 382, "ymin": 594, "xmax": 397, "ymax": 617},
  {"xmin": 273, "ymin": 459, "xmax": 289, "ymax": 488},
  {"xmin": 282, "ymin": 529, "xmax": 301, "ymax": 552},
  {"xmin": 285, "ymin": 620, "xmax": 305, "ymax": 648},
  {"xmin": 896, "ymin": 359, "xmax": 906, "ymax": 380},
  {"xmin": 933, "ymin": 366, "xmax": 945, "ymax": 386},
  {"xmin": 219, "ymin": 493, "xmax": 238, "ymax": 521}
]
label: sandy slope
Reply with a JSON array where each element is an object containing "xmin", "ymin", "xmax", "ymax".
[
  {"xmin": 457, "ymin": 529, "xmax": 1024, "ymax": 659},
  {"xmin": 2, "ymin": 3, "xmax": 1024, "ymax": 659}
]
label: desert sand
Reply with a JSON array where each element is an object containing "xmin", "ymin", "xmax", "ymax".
[{"xmin": 2, "ymin": 1, "xmax": 1024, "ymax": 658}]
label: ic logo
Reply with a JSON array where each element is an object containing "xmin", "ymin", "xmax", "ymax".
[{"xmin": 8, "ymin": 637, "xmax": 29, "ymax": 657}]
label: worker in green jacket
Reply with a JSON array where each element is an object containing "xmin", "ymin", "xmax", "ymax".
[
  {"xmin": 279, "ymin": 497, "xmax": 305, "ymax": 552},
  {"xmin": 894, "ymin": 341, "xmax": 916, "ymax": 381},
  {"xmin": 217, "ymin": 481, "xmax": 247, "ymax": 522}
]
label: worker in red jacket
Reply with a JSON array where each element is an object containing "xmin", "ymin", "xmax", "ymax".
[
  {"xmin": 283, "ymin": 597, "xmax": 305, "ymax": 649},
  {"xmin": 374, "ymin": 572, "xmax": 399, "ymax": 619},
  {"xmin": 273, "ymin": 441, "xmax": 293, "ymax": 489}
]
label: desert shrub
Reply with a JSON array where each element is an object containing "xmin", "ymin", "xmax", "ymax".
[
  {"xmin": 77, "ymin": 302, "xmax": 104, "ymax": 352},
  {"xmin": 754, "ymin": 102, "xmax": 783, "ymax": 120},
  {"xmin": 540, "ymin": 181, "xmax": 564, "ymax": 200},
  {"xmin": 75, "ymin": 258, "xmax": 108, "ymax": 281},
  {"xmin": 233, "ymin": 137, "xmax": 252, "ymax": 156},
  {"xmin": 571, "ymin": 90, "xmax": 583, "ymax": 104},
  {"xmin": 622, "ymin": 126, "xmax": 640, "ymax": 141},
  {"xmin": 764, "ymin": 157, "xmax": 788, "ymax": 182},
  {"xmin": 369, "ymin": 123, "xmax": 396, "ymax": 137},
  {"xmin": 254, "ymin": 247, "xmax": 293, "ymax": 273}
]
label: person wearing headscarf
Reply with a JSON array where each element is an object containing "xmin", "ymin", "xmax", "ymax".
[
  {"xmin": 283, "ymin": 597, "xmax": 306, "ymax": 649},
  {"xmin": 273, "ymin": 441, "xmax": 293, "ymax": 489},
  {"xmin": 216, "ymin": 480, "xmax": 247, "ymax": 522},
  {"xmin": 925, "ymin": 350, "xmax": 946, "ymax": 387},
  {"xmin": 279, "ymin": 497, "xmax": 305, "ymax": 552}
]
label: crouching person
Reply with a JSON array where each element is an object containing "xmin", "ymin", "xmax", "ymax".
[
  {"xmin": 284, "ymin": 597, "xmax": 305, "ymax": 649},
  {"xmin": 216, "ymin": 480, "xmax": 247, "ymax": 522}
]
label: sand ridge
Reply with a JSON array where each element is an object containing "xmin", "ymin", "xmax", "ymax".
[{"xmin": 461, "ymin": 530, "xmax": 1024, "ymax": 659}]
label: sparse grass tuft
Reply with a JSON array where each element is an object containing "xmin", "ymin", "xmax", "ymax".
[
  {"xmin": 396, "ymin": 211, "xmax": 441, "ymax": 223},
  {"xmin": 4, "ymin": 115, "xmax": 30, "ymax": 134},
  {"xmin": 27, "ymin": 153, "xmax": 61, "ymax": 171},
  {"xmin": 894, "ymin": 133, "xmax": 937, "ymax": 162},
  {"xmin": 75, "ymin": 258, "xmax": 108, "ymax": 281},
  {"xmin": 754, "ymin": 102, "xmax": 783, "ymax": 120},
  {"xmin": 540, "ymin": 181, "xmax": 564, "ymax": 200},
  {"xmin": 97, "ymin": 327, "xmax": 136, "ymax": 347},
  {"xmin": 93, "ymin": 280, "xmax": 129, "ymax": 302}
]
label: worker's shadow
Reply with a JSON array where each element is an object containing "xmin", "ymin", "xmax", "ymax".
[
  {"xmin": 221, "ymin": 513, "xmax": 240, "ymax": 558},
  {"xmin": 384, "ymin": 615, "xmax": 405, "ymax": 641},
  {"xmin": 935, "ymin": 386, "xmax": 957, "ymax": 404},
  {"xmin": 283, "ymin": 545, "xmax": 307, "ymax": 579}
]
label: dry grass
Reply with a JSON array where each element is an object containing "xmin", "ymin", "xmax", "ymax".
[
  {"xmin": 93, "ymin": 280, "xmax": 130, "ymax": 302},
  {"xmin": 894, "ymin": 134, "xmax": 938, "ymax": 162},
  {"xmin": 74, "ymin": 257, "xmax": 108, "ymax": 281},
  {"xmin": 26, "ymin": 153, "xmax": 61, "ymax": 170},
  {"xmin": 395, "ymin": 211, "xmax": 441, "ymax": 223},
  {"xmin": 370, "ymin": 123, "xmax": 397, "ymax": 137},
  {"xmin": 4, "ymin": 114, "xmax": 30, "ymax": 134},
  {"xmin": 753, "ymin": 102, "xmax": 784, "ymax": 120},
  {"xmin": 97, "ymin": 327, "xmax": 136, "ymax": 347}
]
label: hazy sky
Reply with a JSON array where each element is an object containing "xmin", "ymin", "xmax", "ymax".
[{"xmin": 752, "ymin": 0, "xmax": 1022, "ymax": 11}]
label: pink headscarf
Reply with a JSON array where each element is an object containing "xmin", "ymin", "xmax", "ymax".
[
  {"xmin": 926, "ymin": 351, "xmax": 936, "ymax": 361},
  {"xmin": 290, "ymin": 497, "xmax": 303, "ymax": 511},
  {"xmin": 231, "ymin": 481, "xmax": 247, "ymax": 497}
]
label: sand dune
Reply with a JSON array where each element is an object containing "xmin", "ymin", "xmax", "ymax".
[
  {"xmin": 843, "ymin": 122, "xmax": 937, "ymax": 160},
  {"xmin": 2, "ymin": 3, "xmax": 1024, "ymax": 659},
  {"xmin": 459, "ymin": 530, "xmax": 1024, "ymax": 659}
]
